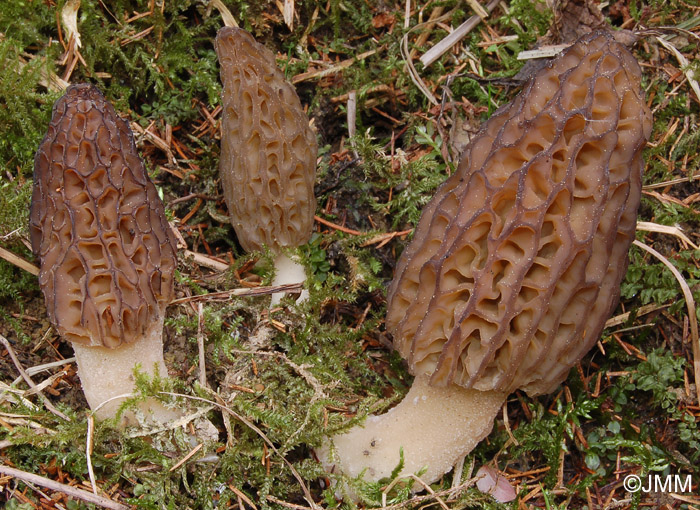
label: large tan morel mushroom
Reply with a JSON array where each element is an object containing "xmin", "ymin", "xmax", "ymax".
[
  {"xmin": 30, "ymin": 83, "xmax": 180, "ymax": 424},
  {"xmin": 215, "ymin": 27, "xmax": 317, "ymax": 303},
  {"xmin": 321, "ymin": 32, "xmax": 652, "ymax": 487}
]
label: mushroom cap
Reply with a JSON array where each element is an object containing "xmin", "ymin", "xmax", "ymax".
[
  {"xmin": 30, "ymin": 83, "xmax": 177, "ymax": 349},
  {"xmin": 215, "ymin": 26, "xmax": 317, "ymax": 253},
  {"xmin": 386, "ymin": 31, "xmax": 652, "ymax": 396}
]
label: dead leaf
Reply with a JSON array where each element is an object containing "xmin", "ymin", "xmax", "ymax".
[
  {"xmin": 372, "ymin": 12, "xmax": 396, "ymax": 30},
  {"xmin": 475, "ymin": 465, "xmax": 517, "ymax": 503}
]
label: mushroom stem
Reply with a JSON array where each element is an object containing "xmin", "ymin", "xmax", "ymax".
[
  {"xmin": 270, "ymin": 252, "xmax": 308, "ymax": 305},
  {"xmin": 318, "ymin": 375, "xmax": 506, "ymax": 487},
  {"xmin": 71, "ymin": 317, "xmax": 182, "ymax": 425}
]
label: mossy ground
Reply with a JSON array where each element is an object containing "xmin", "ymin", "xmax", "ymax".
[{"xmin": 1, "ymin": 0, "xmax": 699, "ymax": 509}]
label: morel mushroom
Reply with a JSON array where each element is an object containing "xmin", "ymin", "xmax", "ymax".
[
  {"xmin": 30, "ymin": 83, "xmax": 181, "ymax": 424},
  {"xmin": 320, "ymin": 31, "xmax": 652, "ymax": 487},
  {"xmin": 215, "ymin": 27, "xmax": 317, "ymax": 304}
]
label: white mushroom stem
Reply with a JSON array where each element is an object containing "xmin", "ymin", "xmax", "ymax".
[
  {"xmin": 270, "ymin": 252, "xmax": 308, "ymax": 305},
  {"xmin": 318, "ymin": 375, "xmax": 507, "ymax": 487},
  {"xmin": 71, "ymin": 317, "xmax": 182, "ymax": 425}
]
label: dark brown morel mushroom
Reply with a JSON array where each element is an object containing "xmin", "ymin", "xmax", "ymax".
[
  {"xmin": 319, "ymin": 31, "xmax": 652, "ymax": 488},
  {"xmin": 215, "ymin": 26, "xmax": 317, "ymax": 304},
  {"xmin": 30, "ymin": 83, "xmax": 181, "ymax": 424}
]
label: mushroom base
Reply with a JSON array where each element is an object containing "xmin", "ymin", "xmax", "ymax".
[
  {"xmin": 72, "ymin": 317, "xmax": 183, "ymax": 426},
  {"xmin": 270, "ymin": 252, "xmax": 308, "ymax": 305},
  {"xmin": 317, "ymin": 375, "xmax": 506, "ymax": 492}
]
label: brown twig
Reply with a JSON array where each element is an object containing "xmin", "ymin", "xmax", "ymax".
[
  {"xmin": 419, "ymin": 0, "xmax": 500, "ymax": 68},
  {"xmin": 183, "ymin": 249, "xmax": 230, "ymax": 272},
  {"xmin": 0, "ymin": 464, "xmax": 129, "ymax": 510},
  {"xmin": 374, "ymin": 477, "xmax": 479, "ymax": 510},
  {"xmin": 86, "ymin": 415, "xmax": 97, "ymax": 495},
  {"xmin": 313, "ymin": 215, "xmax": 363, "ymax": 235},
  {"xmin": 197, "ymin": 302, "xmax": 207, "ymax": 389},
  {"xmin": 292, "ymin": 48, "xmax": 380, "ymax": 84},
  {"xmin": 169, "ymin": 443, "xmax": 203, "ymax": 472},
  {"xmin": 0, "ymin": 335, "xmax": 70, "ymax": 421},
  {"xmin": 0, "ymin": 246, "xmax": 39, "ymax": 276},
  {"xmin": 169, "ymin": 283, "xmax": 303, "ymax": 305}
]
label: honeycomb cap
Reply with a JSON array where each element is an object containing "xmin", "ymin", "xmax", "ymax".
[
  {"xmin": 215, "ymin": 26, "xmax": 317, "ymax": 253},
  {"xmin": 386, "ymin": 31, "xmax": 652, "ymax": 395},
  {"xmin": 30, "ymin": 83, "xmax": 177, "ymax": 349}
]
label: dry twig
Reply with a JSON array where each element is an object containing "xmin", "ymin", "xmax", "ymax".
[
  {"xmin": 637, "ymin": 221, "xmax": 699, "ymax": 250},
  {"xmin": 197, "ymin": 302, "xmax": 207, "ymax": 389},
  {"xmin": 170, "ymin": 443, "xmax": 203, "ymax": 472},
  {"xmin": 169, "ymin": 283, "xmax": 303, "ymax": 305},
  {"xmin": 0, "ymin": 464, "xmax": 129, "ymax": 510},
  {"xmin": 86, "ymin": 415, "xmax": 97, "ymax": 495},
  {"xmin": 0, "ymin": 335, "xmax": 70, "ymax": 421},
  {"xmin": 419, "ymin": 0, "xmax": 500, "ymax": 68},
  {"xmin": 0, "ymin": 246, "xmax": 39, "ymax": 276}
]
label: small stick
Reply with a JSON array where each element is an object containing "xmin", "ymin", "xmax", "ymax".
[
  {"xmin": 605, "ymin": 303, "xmax": 668, "ymax": 329},
  {"xmin": 16, "ymin": 54, "xmax": 69, "ymax": 91},
  {"xmin": 266, "ymin": 495, "xmax": 312, "ymax": 510},
  {"xmin": 0, "ymin": 463, "xmax": 129, "ymax": 510},
  {"xmin": 465, "ymin": 0, "xmax": 488, "ymax": 18},
  {"xmin": 0, "ymin": 246, "xmax": 39, "ymax": 275},
  {"xmin": 517, "ymin": 44, "xmax": 569, "ymax": 60},
  {"xmin": 183, "ymin": 249, "xmax": 230, "ymax": 272},
  {"xmin": 20, "ymin": 370, "xmax": 66, "ymax": 397},
  {"xmin": 23, "ymin": 356, "xmax": 76, "ymax": 378},
  {"xmin": 360, "ymin": 229, "xmax": 413, "ymax": 247},
  {"xmin": 451, "ymin": 455, "xmax": 466, "ymax": 489},
  {"xmin": 656, "ymin": 36, "xmax": 700, "ymax": 105},
  {"xmin": 347, "ymin": 90, "xmax": 358, "ymax": 160},
  {"xmin": 18, "ymin": 479, "xmax": 68, "ymax": 510},
  {"xmin": 86, "ymin": 415, "xmax": 97, "ymax": 495},
  {"xmin": 636, "ymin": 220, "xmax": 699, "ymax": 249},
  {"xmin": 643, "ymin": 176, "xmax": 696, "ymax": 190},
  {"xmin": 401, "ymin": 1, "xmax": 438, "ymax": 105},
  {"xmin": 230, "ymin": 483, "xmax": 259, "ymax": 510},
  {"xmin": 420, "ymin": 0, "xmax": 499, "ymax": 68},
  {"xmin": 502, "ymin": 400, "xmax": 518, "ymax": 446},
  {"xmin": 197, "ymin": 303, "xmax": 207, "ymax": 389},
  {"xmin": 169, "ymin": 443, "xmax": 203, "ymax": 472},
  {"xmin": 409, "ymin": 6, "xmax": 445, "ymax": 59},
  {"xmin": 169, "ymin": 283, "xmax": 303, "ymax": 305},
  {"xmin": 282, "ymin": 0, "xmax": 294, "ymax": 30},
  {"xmin": 0, "ymin": 335, "xmax": 70, "ymax": 421},
  {"xmin": 383, "ymin": 474, "xmax": 450, "ymax": 510},
  {"xmin": 313, "ymin": 215, "xmax": 362, "ymax": 235},
  {"xmin": 292, "ymin": 48, "xmax": 379, "ymax": 84}
]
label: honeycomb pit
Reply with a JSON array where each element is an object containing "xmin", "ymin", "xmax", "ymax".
[
  {"xmin": 319, "ymin": 31, "xmax": 652, "ymax": 490},
  {"xmin": 30, "ymin": 83, "xmax": 181, "ymax": 425},
  {"xmin": 215, "ymin": 27, "xmax": 317, "ymax": 305}
]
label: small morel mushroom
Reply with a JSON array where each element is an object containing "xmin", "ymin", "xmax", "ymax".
[
  {"xmin": 320, "ymin": 31, "xmax": 652, "ymax": 488},
  {"xmin": 215, "ymin": 27, "xmax": 317, "ymax": 304},
  {"xmin": 30, "ymin": 83, "xmax": 180, "ymax": 424}
]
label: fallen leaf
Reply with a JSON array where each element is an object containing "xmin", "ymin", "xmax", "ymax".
[
  {"xmin": 372, "ymin": 12, "xmax": 396, "ymax": 30},
  {"xmin": 475, "ymin": 465, "xmax": 517, "ymax": 503}
]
